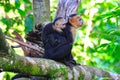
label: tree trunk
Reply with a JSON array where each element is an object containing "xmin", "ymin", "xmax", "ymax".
[
  {"xmin": 55, "ymin": 0, "xmax": 81, "ymax": 20},
  {"xmin": 26, "ymin": 0, "xmax": 50, "ymax": 44},
  {"xmin": 33, "ymin": 0, "xmax": 50, "ymax": 25},
  {"xmin": 25, "ymin": 0, "xmax": 51, "ymax": 57}
]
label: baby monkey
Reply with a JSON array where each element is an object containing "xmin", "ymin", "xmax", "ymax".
[{"xmin": 52, "ymin": 17, "xmax": 66, "ymax": 32}]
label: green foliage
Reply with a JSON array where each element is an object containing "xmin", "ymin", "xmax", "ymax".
[
  {"xmin": 95, "ymin": 7, "xmax": 120, "ymax": 20},
  {"xmin": 74, "ymin": 0, "xmax": 120, "ymax": 74},
  {"xmin": 0, "ymin": 0, "xmax": 33, "ymax": 36},
  {"xmin": 49, "ymin": 0, "xmax": 120, "ymax": 74},
  {"xmin": 50, "ymin": 0, "xmax": 58, "ymax": 20},
  {"xmin": 3, "ymin": 72, "xmax": 10, "ymax": 80},
  {"xmin": 25, "ymin": 14, "xmax": 33, "ymax": 33},
  {"xmin": 2, "ymin": 72, "xmax": 15, "ymax": 80},
  {"xmin": 0, "ymin": 0, "xmax": 33, "ymax": 79}
]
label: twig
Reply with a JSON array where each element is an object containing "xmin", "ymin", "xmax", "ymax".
[{"xmin": 5, "ymin": 36, "xmax": 44, "ymax": 54}]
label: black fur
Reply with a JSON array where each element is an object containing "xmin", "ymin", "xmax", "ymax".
[
  {"xmin": 42, "ymin": 18, "xmax": 78, "ymax": 69},
  {"xmin": 11, "ymin": 74, "xmax": 50, "ymax": 80},
  {"xmin": 11, "ymin": 74, "xmax": 30, "ymax": 80}
]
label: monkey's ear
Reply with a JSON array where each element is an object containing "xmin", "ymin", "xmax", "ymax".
[
  {"xmin": 69, "ymin": 17, "xmax": 76, "ymax": 24},
  {"xmin": 69, "ymin": 17, "xmax": 78, "ymax": 28}
]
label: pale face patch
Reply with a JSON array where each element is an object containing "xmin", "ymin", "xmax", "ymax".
[{"xmin": 54, "ymin": 18, "xmax": 66, "ymax": 32}]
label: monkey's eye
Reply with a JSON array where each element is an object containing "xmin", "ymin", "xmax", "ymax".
[
  {"xmin": 62, "ymin": 23, "xmax": 66, "ymax": 26},
  {"xmin": 79, "ymin": 18, "xmax": 81, "ymax": 21}
]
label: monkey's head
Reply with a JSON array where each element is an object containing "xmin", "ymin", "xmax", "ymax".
[
  {"xmin": 69, "ymin": 14, "xmax": 83, "ymax": 28},
  {"xmin": 53, "ymin": 17, "xmax": 66, "ymax": 32}
]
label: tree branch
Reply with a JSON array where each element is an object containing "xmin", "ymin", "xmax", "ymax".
[
  {"xmin": 5, "ymin": 36, "xmax": 44, "ymax": 54},
  {"xmin": 0, "ymin": 28, "xmax": 120, "ymax": 79}
]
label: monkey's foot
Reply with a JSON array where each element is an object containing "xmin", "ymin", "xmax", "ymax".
[{"xmin": 70, "ymin": 59, "xmax": 81, "ymax": 66}]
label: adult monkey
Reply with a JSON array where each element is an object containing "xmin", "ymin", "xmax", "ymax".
[
  {"xmin": 65, "ymin": 14, "xmax": 83, "ymax": 43},
  {"xmin": 62, "ymin": 14, "xmax": 83, "ymax": 67}
]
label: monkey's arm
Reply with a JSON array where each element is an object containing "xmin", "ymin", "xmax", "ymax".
[{"xmin": 47, "ymin": 34, "xmax": 60, "ymax": 47}]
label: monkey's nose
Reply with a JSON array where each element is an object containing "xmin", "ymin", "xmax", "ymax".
[{"xmin": 81, "ymin": 19, "xmax": 84, "ymax": 25}]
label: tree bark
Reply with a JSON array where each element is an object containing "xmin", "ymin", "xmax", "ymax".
[
  {"xmin": 25, "ymin": 0, "xmax": 50, "ymax": 53},
  {"xmin": 55, "ymin": 0, "xmax": 81, "ymax": 20},
  {"xmin": 25, "ymin": 0, "xmax": 51, "ymax": 57},
  {"xmin": 33, "ymin": 0, "xmax": 50, "ymax": 25},
  {"xmin": 0, "ymin": 28, "xmax": 120, "ymax": 80}
]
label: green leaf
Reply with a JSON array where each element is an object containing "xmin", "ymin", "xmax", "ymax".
[
  {"xmin": 1, "ymin": 18, "xmax": 7, "ymax": 23},
  {"xmin": 25, "ymin": 15, "xmax": 33, "ymax": 33},
  {"xmin": 4, "ymin": 3, "xmax": 11, "ymax": 12},
  {"xmin": 15, "ymin": 0, "xmax": 20, "ymax": 8},
  {"xmin": 78, "ymin": 8, "xmax": 86, "ymax": 15},
  {"xmin": 3, "ymin": 72, "xmax": 10, "ymax": 80},
  {"xmin": 17, "ymin": 9, "xmax": 26, "ymax": 16},
  {"xmin": 97, "ymin": 43, "xmax": 109, "ymax": 49},
  {"xmin": 110, "ymin": 30, "xmax": 120, "ymax": 36},
  {"xmin": 23, "ymin": 0, "xmax": 31, "ymax": 3},
  {"xmin": 95, "ymin": 7, "xmax": 120, "ymax": 20}
]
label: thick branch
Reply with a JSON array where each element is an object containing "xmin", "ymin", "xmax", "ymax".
[
  {"xmin": 0, "ymin": 55, "xmax": 68, "ymax": 76},
  {"xmin": 0, "ymin": 28, "xmax": 120, "ymax": 79},
  {"xmin": 0, "ymin": 56, "xmax": 120, "ymax": 80}
]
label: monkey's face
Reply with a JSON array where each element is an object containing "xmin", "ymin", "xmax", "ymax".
[
  {"xmin": 69, "ymin": 15, "xmax": 83, "ymax": 28},
  {"xmin": 54, "ymin": 18, "xmax": 66, "ymax": 32},
  {"xmin": 56, "ymin": 18, "xmax": 66, "ymax": 29},
  {"xmin": 75, "ymin": 15, "xmax": 83, "ymax": 27}
]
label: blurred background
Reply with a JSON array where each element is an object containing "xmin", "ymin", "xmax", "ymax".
[{"xmin": 0, "ymin": 0, "xmax": 120, "ymax": 79}]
